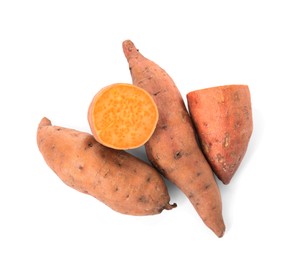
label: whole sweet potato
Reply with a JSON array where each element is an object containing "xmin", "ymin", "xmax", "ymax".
[
  {"xmin": 187, "ymin": 85, "xmax": 253, "ymax": 184},
  {"xmin": 123, "ymin": 40, "xmax": 225, "ymax": 237},
  {"xmin": 37, "ymin": 117, "xmax": 176, "ymax": 216}
]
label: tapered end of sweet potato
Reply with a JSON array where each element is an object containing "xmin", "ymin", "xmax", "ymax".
[
  {"xmin": 122, "ymin": 40, "xmax": 140, "ymax": 61},
  {"xmin": 163, "ymin": 202, "xmax": 177, "ymax": 211},
  {"xmin": 214, "ymin": 221, "xmax": 226, "ymax": 238},
  {"xmin": 217, "ymin": 228, "xmax": 226, "ymax": 238},
  {"xmin": 88, "ymin": 83, "xmax": 158, "ymax": 150},
  {"xmin": 206, "ymin": 218, "xmax": 225, "ymax": 237},
  {"xmin": 187, "ymin": 85, "xmax": 253, "ymax": 184},
  {"xmin": 38, "ymin": 117, "xmax": 52, "ymax": 128}
]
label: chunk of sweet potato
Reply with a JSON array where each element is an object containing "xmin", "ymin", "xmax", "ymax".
[
  {"xmin": 187, "ymin": 85, "xmax": 253, "ymax": 184},
  {"xmin": 88, "ymin": 83, "xmax": 158, "ymax": 150}
]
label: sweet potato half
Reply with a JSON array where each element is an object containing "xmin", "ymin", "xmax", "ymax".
[
  {"xmin": 37, "ymin": 117, "xmax": 175, "ymax": 216},
  {"xmin": 123, "ymin": 40, "xmax": 225, "ymax": 237},
  {"xmin": 187, "ymin": 85, "xmax": 253, "ymax": 184},
  {"xmin": 88, "ymin": 83, "xmax": 158, "ymax": 150}
]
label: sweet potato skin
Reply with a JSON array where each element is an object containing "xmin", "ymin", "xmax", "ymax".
[
  {"xmin": 37, "ymin": 117, "xmax": 175, "ymax": 216},
  {"xmin": 187, "ymin": 85, "xmax": 253, "ymax": 184},
  {"xmin": 123, "ymin": 40, "xmax": 225, "ymax": 237}
]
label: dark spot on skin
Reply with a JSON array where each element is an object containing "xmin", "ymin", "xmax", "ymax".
[
  {"xmin": 56, "ymin": 128, "xmax": 61, "ymax": 131},
  {"xmin": 188, "ymin": 193, "xmax": 194, "ymax": 199},
  {"xmin": 161, "ymin": 125, "xmax": 168, "ymax": 130},
  {"xmin": 115, "ymin": 160, "xmax": 122, "ymax": 167},
  {"xmin": 153, "ymin": 91, "xmax": 161, "ymax": 96},
  {"xmin": 126, "ymin": 194, "xmax": 130, "ymax": 199},
  {"xmin": 196, "ymin": 202, "xmax": 200, "ymax": 207},
  {"xmin": 174, "ymin": 150, "xmax": 182, "ymax": 160},
  {"xmin": 129, "ymin": 66, "xmax": 132, "ymax": 71},
  {"xmin": 212, "ymin": 205, "xmax": 217, "ymax": 210},
  {"xmin": 204, "ymin": 183, "xmax": 211, "ymax": 190},
  {"xmin": 138, "ymin": 196, "xmax": 148, "ymax": 203},
  {"xmin": 196, "ymin": 172, "xmax": 202, "ymax": 177},
  {"xmin": 115, "ymin": 187, "xmax": 119, "ymax": 192},
  {"xmin": 203, "ymin": 122, "xmax": 208, "ymax": 127},
  {"xmin": 51, "ymin": 145, "xmax": 55, "ymax": 150},
  {"xmin": 146, "ymin": 176, "xmax": 151, "ymax": 183},
  {"xmin": 85, "ymin": 142, "xmax": 94, "ymax": 150},
  {"xmin": 78, "ymin": 165, "xmax": 84, "ymax": 170},
  {"xmin": 83, "ymin": 190, "xmax": 88, "ymax": 194}
]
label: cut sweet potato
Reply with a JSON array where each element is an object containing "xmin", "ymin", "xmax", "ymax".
[
  {"xmin": 187, "ymin": 85, "xmax": 253, "ymax": 184},
  {"xmin": 88, "ymin": 83, "xmax": 158, "ymax": 150}
]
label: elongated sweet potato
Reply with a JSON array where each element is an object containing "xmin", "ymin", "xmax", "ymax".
[
  {"xmin": 37, "ymin": 117, "xmax": 176, "ymax": 216},
  {"xmin": 123, "ymin": 40, "xmax": 225, "ymax": 237},
  {"xmin": 88, "ymin": 83, "xmax": 158, "ymax": 150},
  {"xmin": 187, "ymin": 85, "xmax": 253, "ymax": 184}
]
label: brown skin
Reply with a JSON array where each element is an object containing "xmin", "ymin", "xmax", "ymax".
[
  {"xmin": 122, "ymin": 40, "xmax": 225, "ymax": 237},
  {"xmin": 37, "ymin": 117, "xmax": 176, "ymax": 216},
  {"xmin": 187, "ymin": 85, "xmax": 253, "ymax": 184}
]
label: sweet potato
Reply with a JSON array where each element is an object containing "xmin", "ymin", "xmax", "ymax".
[
  {"xmin": 187, "ymin": 85, "xmax": 253, "ymax": 184},
  {"xmin": 37, "ymin": 117, "xmax": 176, "ymax": 216},
  {"xmin": 88, "ymin": 83, "xmax": 158, "ymax": 150},
  {"xmin": 122, "ymin": 40, "xmax": 225, "ymax": 237}
]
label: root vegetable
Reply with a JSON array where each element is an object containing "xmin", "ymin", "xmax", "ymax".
[
  {"xmin": 37, "ymin": 117, "xmax": 176, "ymax": 216},
  {"xmin": 122, "ymin": 40, "xmax": 225, "ymax": 237},
  {"xmin": 187, "ymin": 85, "xmax": 253, "ymax": 184},
  {"xmin": 88, "ymin": 83, "xmax": 158, "ymax": 150}
]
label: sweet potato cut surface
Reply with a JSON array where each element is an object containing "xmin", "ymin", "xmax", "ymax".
[
  {"xmin": 187, "ymin": 85, "xmax": 253, "ymax": 184},
  {"xmin": 123, "ymin": 40, "xmax": 225, "ymax": 237},
  {"xmin": 88, "ymin": 83, "xmax": 158, "ymax": 150},
  {"xmin": 37, "ymin": 117, "xmax": 175, "ymax": 216}
]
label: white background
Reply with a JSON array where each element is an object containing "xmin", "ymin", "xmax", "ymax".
[{"xmin": 1, "ymin": 0, "xmax": 301, "ymax": 259}]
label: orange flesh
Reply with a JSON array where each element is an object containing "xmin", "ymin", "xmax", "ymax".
[{"xmin": 89, "ymin": 83, "xmax": 158, "ymax": 150}]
